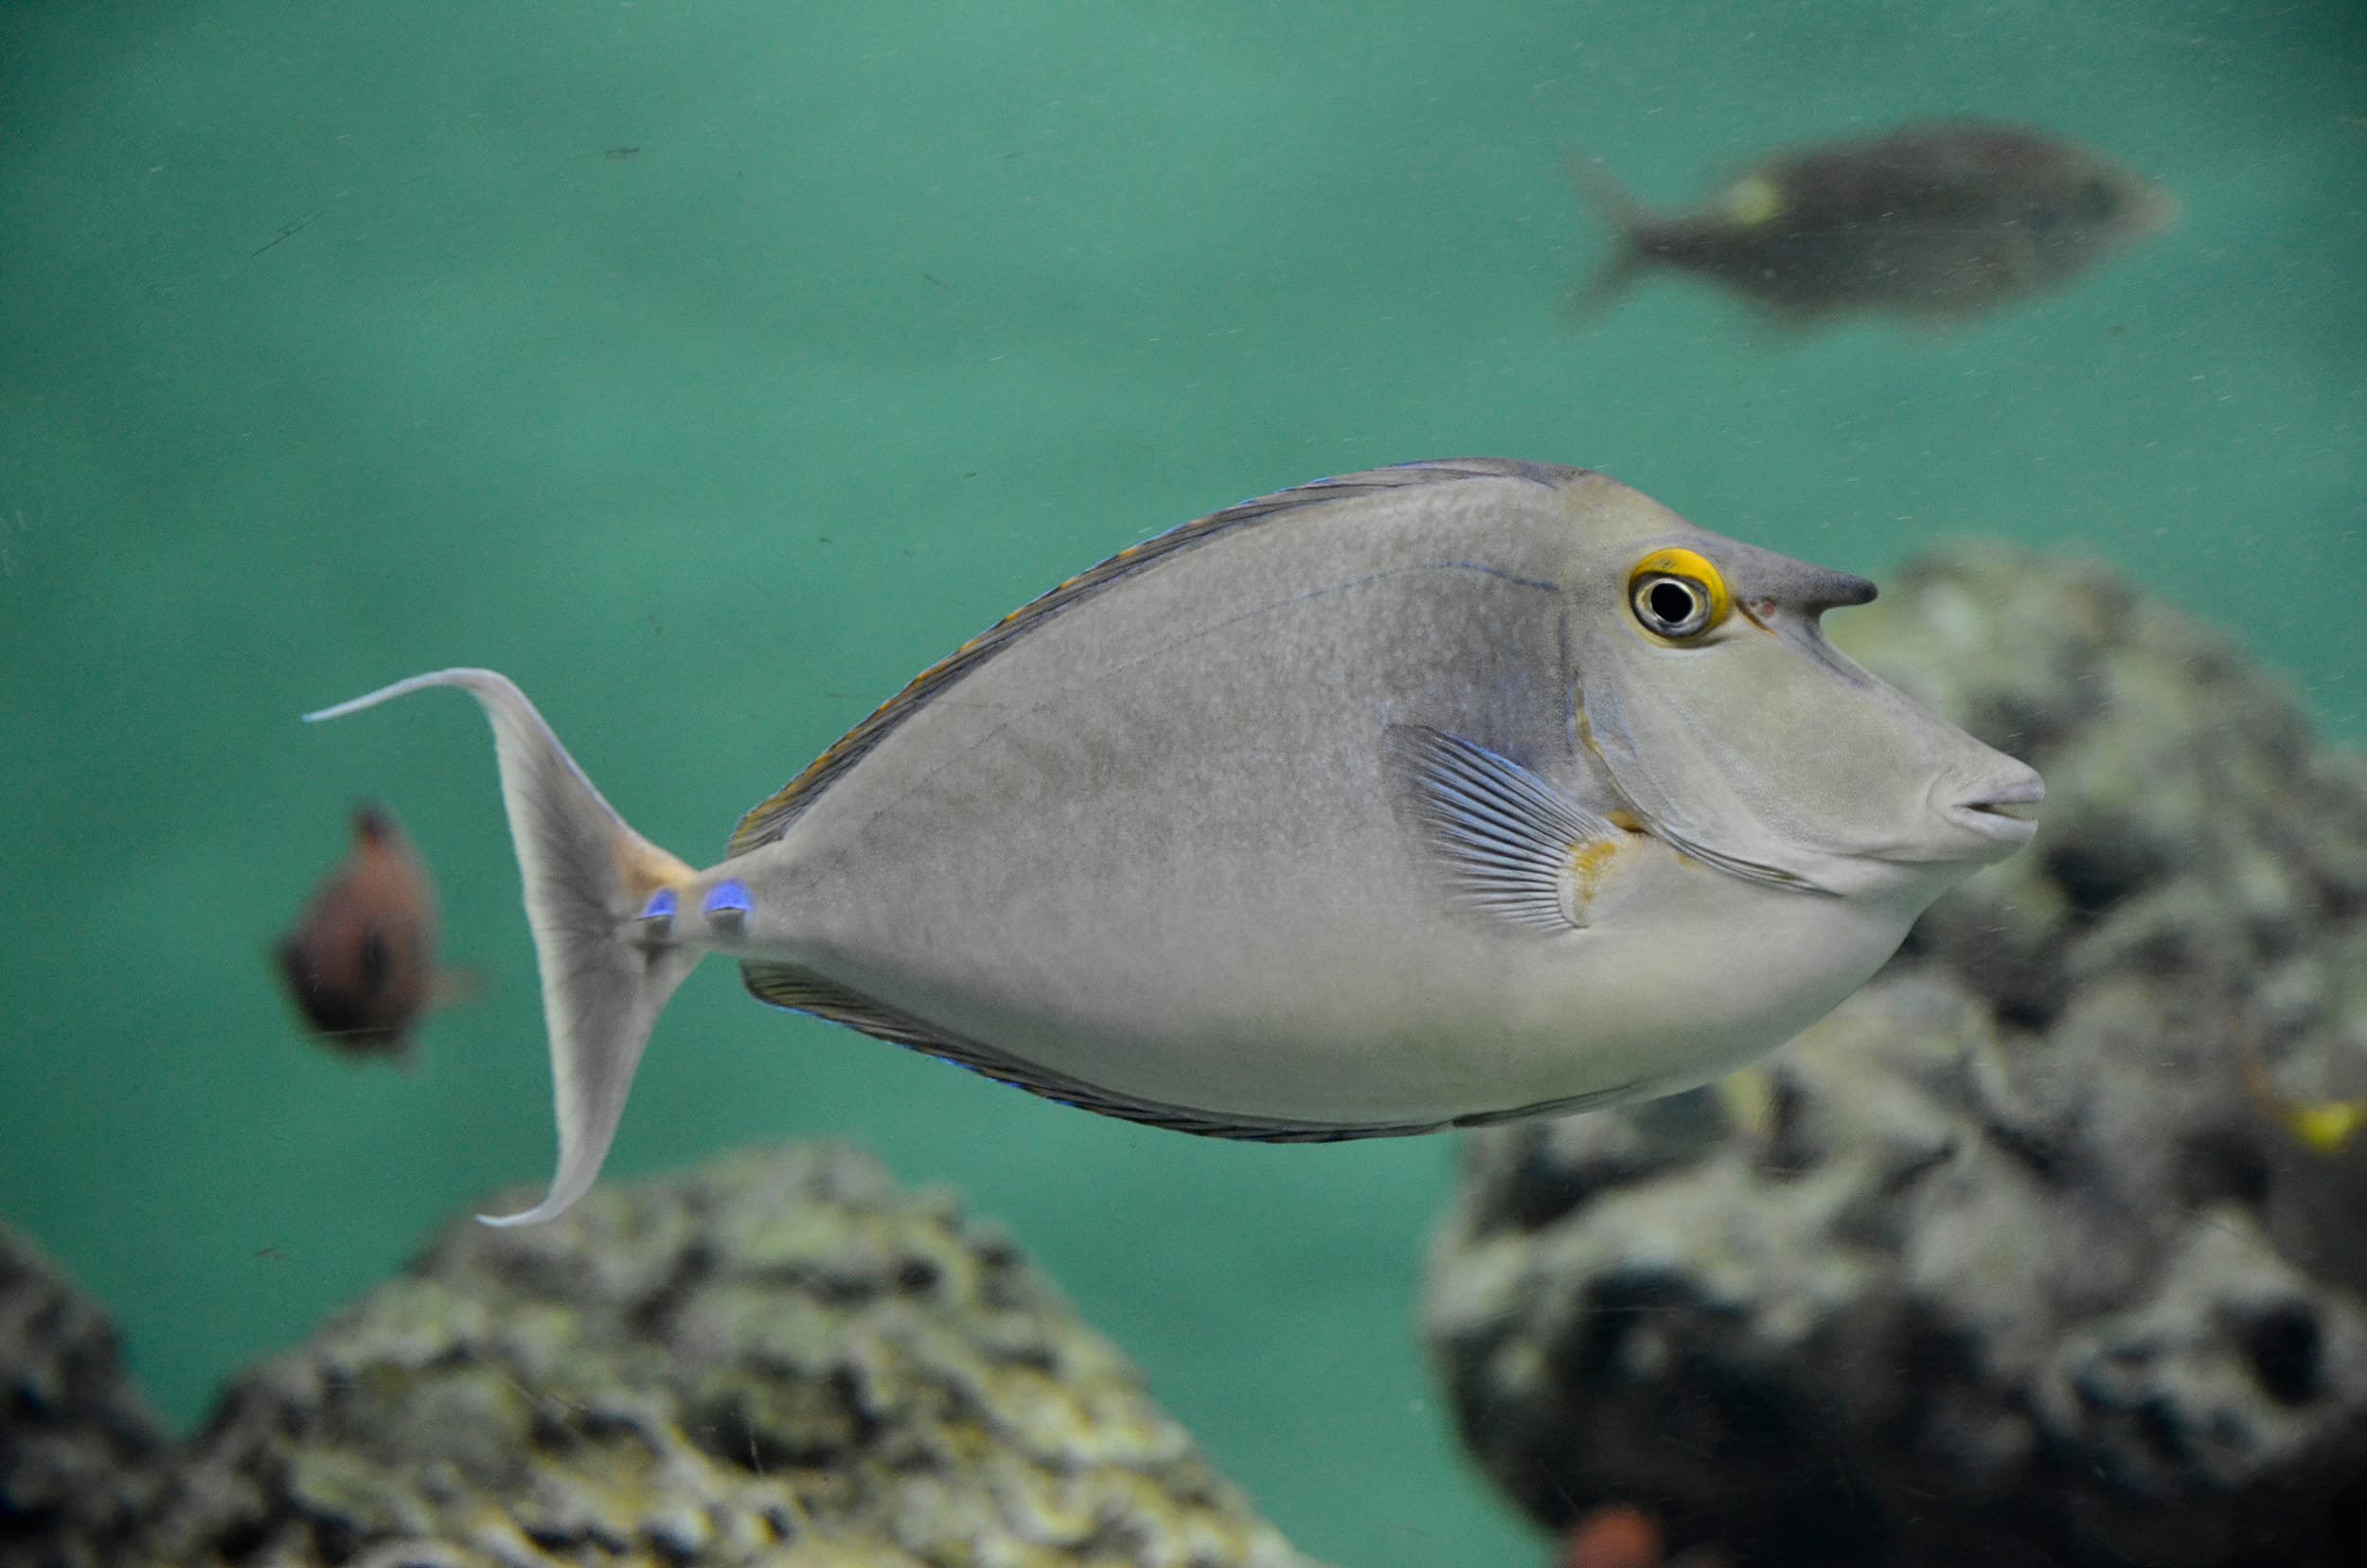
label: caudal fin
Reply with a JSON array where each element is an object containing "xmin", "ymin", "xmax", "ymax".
[
  {"xmin": 305, "ymin": 668, "xmax": 699, "ymax": 1226},
  {"xmin": 1567, "ymin": 151, "xmax": 1652, "ymax": 320}
]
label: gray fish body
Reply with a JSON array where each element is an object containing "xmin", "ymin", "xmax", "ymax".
[
  {"xmin": 727, "ymin": 466, "xmax": 1932, "ymax": 1126},
  {"xmin": 307, "ymin": 460, "xmax": 2042, "ymax": 1223}
]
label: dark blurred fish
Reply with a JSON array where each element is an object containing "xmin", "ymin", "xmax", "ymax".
[
  {"xmin": 276, "ymin": 804, "xmax": 455, "ymax": 1060},
  {"xmin": 1575, "ymin": 120, "xmax": 2176, "ymax": 324}
]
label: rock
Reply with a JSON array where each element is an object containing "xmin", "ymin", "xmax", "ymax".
[
  {"xmin": 1424, "ymin": 544, "xmax": 2367, "ymax": 1568},
  {"xmin": 0, "ymin": 1221, "xmax": 170, "ymax": 1568},
  {"xmin": 22, "ymin": 1145, "xmax": 1322, "ymax": 1568}
]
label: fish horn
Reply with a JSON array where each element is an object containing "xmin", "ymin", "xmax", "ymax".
[{"xmin": 305, "ymin": 669, "xmax": 699, "ymax": 1226}]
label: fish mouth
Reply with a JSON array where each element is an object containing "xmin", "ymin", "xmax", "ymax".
[{"xmin": 1946, "ymin": 772, "xmax": 2045, "ymax": 848}]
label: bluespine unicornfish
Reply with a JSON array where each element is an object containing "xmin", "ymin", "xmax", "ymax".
[{"xmin": 305, "ymin": 461, "xmax": 2042, "ymax": 1223}]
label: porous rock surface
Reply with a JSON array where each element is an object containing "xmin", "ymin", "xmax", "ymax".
[
  {"xmin": 75, "ymin": 1145, "xmax": 1321, "ymax": 1568},
  {"xmin": 1, "ymin": 1221, "xmax": 170, "ymax": 1568},
  {"xmin": 1426, "ymin": 544, "xmax": 2367, "ymax": 1568}
]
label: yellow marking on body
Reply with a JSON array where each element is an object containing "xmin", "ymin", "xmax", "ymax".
[
  {"xmin": 1567, "ymin": 836, "xmax": 1623, "ymax": 906},
  {"xmin": 1605, "ymin": 809, "xmax": 1646, "ymax": 834},
  {"xmin": 613, "ymin": 835, "xmax": 696, "ymax": 906},
  {"xmin": 1721, "ymin": 174, "xmax": 1785, "ymax": 227}
]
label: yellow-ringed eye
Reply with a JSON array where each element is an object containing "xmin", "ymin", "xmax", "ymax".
[{"xmin": 1627, "ymin": 547, "xmax": 1731, "ymax": 641}]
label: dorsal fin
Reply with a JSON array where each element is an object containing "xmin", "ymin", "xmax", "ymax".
[{"xmin": 728, "ymin": 460, "xmax": 1575, "ymax": 856}]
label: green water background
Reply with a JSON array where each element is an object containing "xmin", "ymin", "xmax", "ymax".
[{"xmin": 2, "ymin": 2, "xmax": 2360, "ymax": 1562}]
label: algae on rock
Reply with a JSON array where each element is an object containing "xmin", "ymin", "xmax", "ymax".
[{"xmin": 92, "ymin": 1145, "xmax": 1325, "ymax": 1568}]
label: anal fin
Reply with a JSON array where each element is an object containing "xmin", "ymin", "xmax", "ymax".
[
  {"xmin": 741, "ymin": 961, "xmax": 1457, "ymax": 1143},
  {"xmin": 741, "ymin": 962, "xmax": 958, "ymax": 1054}
]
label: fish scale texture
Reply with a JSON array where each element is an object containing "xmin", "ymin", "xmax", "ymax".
[
  {"xmin": 1425, "ymin": 543, "xmax": 2367, "ymax": 1568},
  {"xmin": 49, "ymin": 1146, "xmax": 1326, "ymax": 1568}
]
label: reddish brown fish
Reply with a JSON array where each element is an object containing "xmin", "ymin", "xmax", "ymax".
[
  {"xmin": 276, "ymin": 804, "xmax": 448, "ymax": 1059},
  {"xmin": 1560, "ymin": 1504, "xmax": 1730, "ymax": 1568},
  {"xmin": 1563, "ymin": 1505, "xmax": 1664, "ymax": 1568},
  {"xmin": 1576, "ymin": 120, "xmax": 2176, "ymax": 324}
]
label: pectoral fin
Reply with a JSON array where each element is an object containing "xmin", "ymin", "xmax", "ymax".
[{"xmin": 1388, "ymin": 724, "xmax": 1623, "ymax": 931}]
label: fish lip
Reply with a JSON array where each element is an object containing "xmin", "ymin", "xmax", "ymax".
[{"xmin": 1946, "ymin": 773, "xmax": 2045, "ymax": 848}]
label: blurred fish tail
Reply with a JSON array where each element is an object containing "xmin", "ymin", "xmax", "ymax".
[
  {"xmin": 1568, "ymin": 151, "xmax": 1652, "ymax": 319},
  {"xmin": 304, "ymin": 668, "xmax": 701, "ymax": 1226}
]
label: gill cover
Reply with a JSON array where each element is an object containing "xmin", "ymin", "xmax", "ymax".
[{"xmin": 1578, "ymin": 536, "xmax": 2002, "ymax": 898}]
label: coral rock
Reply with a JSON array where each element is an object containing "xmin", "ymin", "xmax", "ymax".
[
  {"xmin": 0, "ymin": 1222, "xmax": 170, "ymax": 1568},
  {"xmin": 126, "ymin": 1145, "xmax": 1325, "ymax": 1568}
]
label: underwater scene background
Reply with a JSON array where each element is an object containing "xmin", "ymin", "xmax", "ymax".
[{"xmin": 2, "ymin": 2, "xmax": 2362, "ymax": 1563}]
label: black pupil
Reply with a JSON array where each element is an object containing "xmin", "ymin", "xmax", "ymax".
[{"xmin": 1646, "ymin": 579, "xmax": 1698, "ymax": 629}]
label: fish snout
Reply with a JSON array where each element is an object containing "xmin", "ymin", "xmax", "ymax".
[{"xmin": 1937, "ymin": 759, "xmax": 2045, "ymax": 857}]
